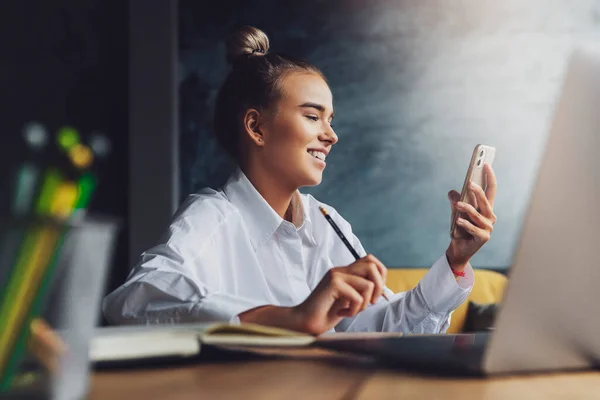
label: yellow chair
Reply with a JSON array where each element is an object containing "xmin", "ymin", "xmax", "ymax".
[{"xmin": 386, "ymin": 268, "xmax": 507, "ymax": 333}]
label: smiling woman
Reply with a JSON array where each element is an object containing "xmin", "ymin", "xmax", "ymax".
[
  {"xmin": 102, "ymin": 26, "xmax": 497, "ymax": 335},
  {"xmin": 213, "ymin": 27, "xmax": 337, "ymax": 196}
]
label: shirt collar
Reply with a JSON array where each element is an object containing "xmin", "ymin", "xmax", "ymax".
[
  {"xmin": 222, "ymin": 168, "xmax": 313, "ymax": 249},
  {"xmin": 297, "ymin": 194, "xmax": 317, "ymax": 247}
]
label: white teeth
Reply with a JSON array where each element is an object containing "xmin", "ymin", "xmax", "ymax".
[{"xmin": 308, "ymin": 150, "xmax": 326, "ymax": 161}]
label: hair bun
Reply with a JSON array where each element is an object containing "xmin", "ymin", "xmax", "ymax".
[{"xmin": 225, "ymin": 26, "xmax": 270, "ymax": 65}]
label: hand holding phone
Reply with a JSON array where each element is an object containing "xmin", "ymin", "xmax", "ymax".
[{"xmin": 450, "ymin": 144, "xmax": 496, "ymax": 238}]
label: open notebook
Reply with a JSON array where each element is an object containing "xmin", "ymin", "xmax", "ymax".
[{"xmin": 90, "ymin": 323, "xmax": 316, "ymax": 363}]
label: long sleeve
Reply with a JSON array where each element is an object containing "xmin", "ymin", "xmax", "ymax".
[
  {"xmin": 102, "ymin": 265, "xmax": 269, "ymax": 325},
  {"xmin": 102, "ymin": 195, "xmax": 272, "ymax": 325},
  {"xmin": 333, "ymin": 231, "xmax": 474, "ymax": 333}
]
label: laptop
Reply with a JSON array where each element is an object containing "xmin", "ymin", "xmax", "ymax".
[
  {"xmin": 0, "ymin": 216, "xmax": 118, "ymax": 398},
  {"xmin": 320, "ymin": 44, "xmax": 600, "ymax": 376}
]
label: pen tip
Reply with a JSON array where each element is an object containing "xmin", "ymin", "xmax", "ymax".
[{"xmin": 319, "ymin": 206, "xmax": 328, "ymax": 216}]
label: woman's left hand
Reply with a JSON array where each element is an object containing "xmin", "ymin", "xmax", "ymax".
[{"xmin": 446, "ymin": 163, "xmax": 497, "ymax": 272}]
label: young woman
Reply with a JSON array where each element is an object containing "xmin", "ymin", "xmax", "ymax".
[{"xmin": 103, "ymin": 26, "xmax": 498, "ymax": 335}]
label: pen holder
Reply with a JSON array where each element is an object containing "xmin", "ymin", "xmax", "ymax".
[{"xmin": 0, "ymin": 215, "xmax": 118, "ymax": 399}]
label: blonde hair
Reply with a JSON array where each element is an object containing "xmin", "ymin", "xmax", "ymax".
[{"xmin": 225, "ymin": 26, "xmax": 270, "ymax": 64}]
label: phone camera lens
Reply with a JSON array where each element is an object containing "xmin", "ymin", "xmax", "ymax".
[
  {"xmin": 479, "ymin": 150, "xmax": 484, "ymax": 157},
  {"xmin": 477, "ymin": 159, "xmax": 482, "ymax": 167}
]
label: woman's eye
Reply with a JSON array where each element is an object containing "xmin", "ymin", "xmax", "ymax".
[{"xmin": 306, "ymin": 115, "xmax": 318, "ymax": 121}]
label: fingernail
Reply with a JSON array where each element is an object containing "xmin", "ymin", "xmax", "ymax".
[
  {"xmin": 456, "ymin": 202, "xmax": 463, "ymax": 210},
  {"xmin": 457, "ymin": 218, "xmax": 464, "ymax": 224}
]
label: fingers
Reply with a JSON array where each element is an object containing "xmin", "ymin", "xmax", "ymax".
[
  {"xmin": 467, "ymin": 184, "xmax": 479, "ymax": 211},
  {"xmin": 330, "ymin": 273, "xmax": 372, "ymax": 316},
  {"xmin": 363, "ymin": 254, "xmax": 387, "ymax": 286},
  {"xmin": 448, "ymin": 190, "xmax": 460, "ymax": 227},
  {"xmin": 346, "ymin": 255, "xmax": 387, "ymax": 303},
  {"xmin": 455, "ymin": 217, "xmax": 491, "ymax": 244},
  {"xmin": 343, "ymin": 274, "xmax": 375, "ymax": 311},
  {"xmin": 455, "ymin": 201, "xmax": 493, "ymax": 232},
  {"xmin": 332, "ymin": 299, "xmax": 352, "ymax": 317},
  {"xmin": 484, "ymin": 163, "xmax": 497, "ymax": 208},
  {"xmin": 447, "ymin": 190, "xmax": 460, "ymax": 204},
  {"xmin": 468, "ymin": 181, "xmax": 497, "ymax": 224}
]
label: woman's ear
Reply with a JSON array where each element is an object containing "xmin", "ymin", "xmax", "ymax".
[{"xmin": 243, "ymin": 109, "xmax": 265, "ymax": 147}]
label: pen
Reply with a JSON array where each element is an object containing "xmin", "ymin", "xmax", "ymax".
[{"xmin": 319, "ymin": 206, "xmax": 390, "ymax": 302}]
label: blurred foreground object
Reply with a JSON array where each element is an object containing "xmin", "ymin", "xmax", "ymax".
[{"xmin": 1, "ymin": 122, "xmax": 118, "ymax": 397}]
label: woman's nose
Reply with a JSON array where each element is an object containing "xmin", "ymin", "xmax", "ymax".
[{"xmin": 322, "ymin": 124, "xmax": 338, "ymax": 145}]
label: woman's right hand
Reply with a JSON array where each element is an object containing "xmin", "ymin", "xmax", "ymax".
[{"xmin": 294, "ymin": 254, "xmax": 388, "ymax": 335}]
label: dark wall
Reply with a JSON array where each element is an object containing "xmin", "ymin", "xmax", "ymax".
[
  {"xmin": 0, "ymin": 1, "xmax": 129, "ymax": 295},
  {"xmin": 128, "ymin": 0, "xmax": 179, "ymax": 267},
  {"xmin": 178, "ymin": 0, "xmax": 600, "ymax": 269}
]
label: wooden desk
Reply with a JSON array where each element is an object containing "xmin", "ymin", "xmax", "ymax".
[
  {"xmin": 357, "ymin": 370, "xmax": 600, "ymax": 400},
  {"xmin": 90, "ymin": 350, "xmax": 600, "ymax": 400},
  {"xmin": 91, "ymin": 359, "xmax": 366, "ymax": 400}
]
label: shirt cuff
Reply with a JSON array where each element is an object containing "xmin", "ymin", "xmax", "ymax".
[{"xmin": 418, "ymin": 254, "xmax": 474, "ymax": 313}]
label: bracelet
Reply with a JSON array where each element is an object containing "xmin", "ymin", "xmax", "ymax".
[{"xmin": 451, "ymin": 268, "xmax": 466, "ymax": 278}]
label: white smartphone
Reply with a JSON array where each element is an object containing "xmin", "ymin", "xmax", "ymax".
[{"xmin": 450, "ymin": 144, "xmax": 496, "ymax": 237}]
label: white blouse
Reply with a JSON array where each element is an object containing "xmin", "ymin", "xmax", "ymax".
[{"xmin": 103, "ymin": 168, "xmax": 474, "ymax": 333}]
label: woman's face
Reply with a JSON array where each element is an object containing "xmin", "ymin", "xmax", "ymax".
[{"xmin": 258, "ymin": 71, "xmax": 338, "ymax": 189}]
